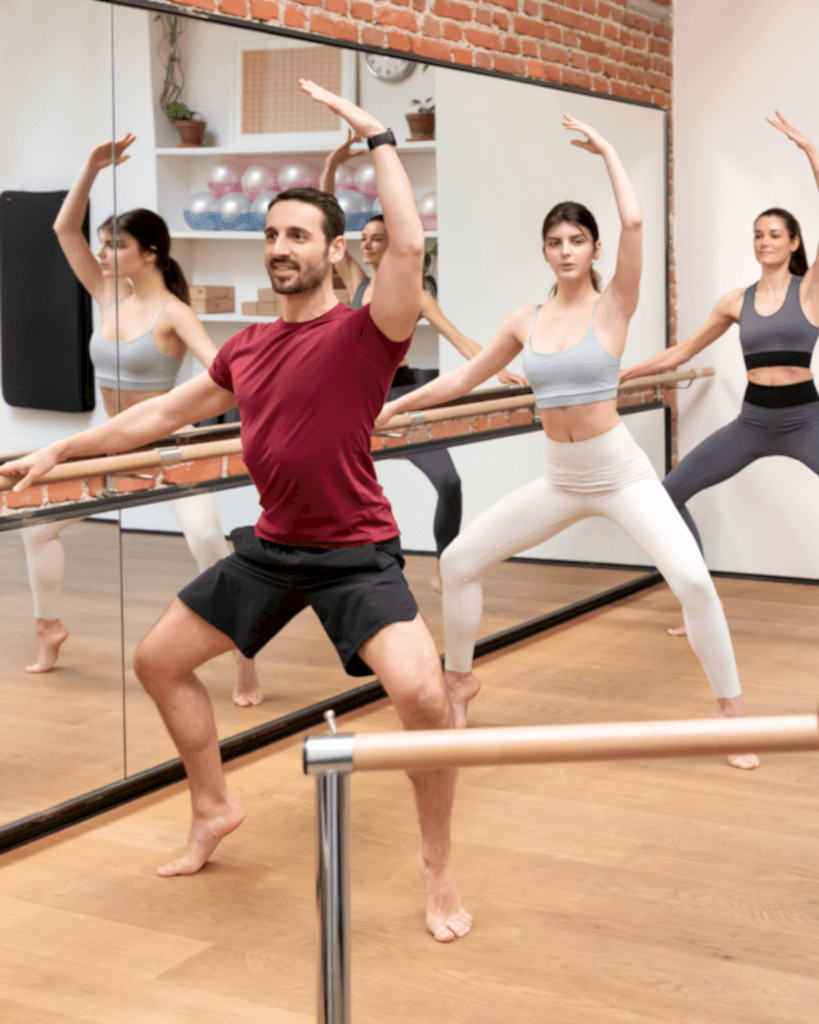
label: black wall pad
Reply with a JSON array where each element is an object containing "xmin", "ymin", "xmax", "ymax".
[{"xmin": 0, "ymin": 191, "xmax": 94, "ymax": 412}]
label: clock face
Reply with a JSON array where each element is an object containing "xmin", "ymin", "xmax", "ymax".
[{"xmin": 363, "ymin": 53, "xmax": 415, "ymax": 83}]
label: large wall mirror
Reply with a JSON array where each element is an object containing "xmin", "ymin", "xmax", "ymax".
[{"xmin": 0, "ymin": 0, "xmax": 668, "ymax": 844}]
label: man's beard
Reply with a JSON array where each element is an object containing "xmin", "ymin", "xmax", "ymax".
[{"xmin": 267, "ymin": 255, "xmax": 328, "ymax": 295}]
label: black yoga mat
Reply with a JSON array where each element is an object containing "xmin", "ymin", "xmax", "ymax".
[{"xmin": 0, "ymin": 190, "xmax": 94, "ymax": 412}]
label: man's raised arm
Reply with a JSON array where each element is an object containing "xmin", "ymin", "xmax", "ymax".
[{"xmin": 3, "ymin": 374, "xmax": 236, "ymax": 492}]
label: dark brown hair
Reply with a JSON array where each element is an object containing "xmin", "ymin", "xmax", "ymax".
[
  {"xmin": 268, "ymin": 187, "xmax": 345, "ymax": 245},
  {"xmin": 541, "ymin": 201, "xmax": 602, "ymax": 293},
  {"xmin": 98, "ymin": 208, "xmax": 189, "ymax": 303},
  {"xmin": 755, "ymin": 207, "xmax": 809, "ymax": 276}
]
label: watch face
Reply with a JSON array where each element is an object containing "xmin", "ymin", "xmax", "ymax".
[{"xmin": 363, "ymin": 53, "xmax": 415, "ymax": 83}]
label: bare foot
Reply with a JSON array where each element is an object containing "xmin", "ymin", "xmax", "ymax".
[
  {"xmin": 157, "ymin": 795, "xmax": 245, "ymax": 876},
  {"xmin": 231, "ymin": 648, "xmax": 263, "ymax": 707},
  {"xmin": 717, "ymin": 695, "xmax": 760, "ymax": 771},
  {"xmin": 667, "ymin": 623, "xmax": 687, "ymax": 637},
  {"xmin": 444, "ymin": 669, "xmax": 481, "ymax": 729},
  {"xmin": 25, "ymin": 618, "xmax": 69, "ymax": 673},
  {"xmin": 419, "ymin": 856, "xmax": 473, "ymax": 942}
]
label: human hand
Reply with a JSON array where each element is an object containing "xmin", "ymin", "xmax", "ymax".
[
  {"xmin": 374, "ymin": 401, "xmax": 399, "ymax": 430},
  {"xmin": 563, "ymin": 115, "xmax": 609, "ymax": 156},
  {"xmin": 0, "ymin": 448, "xmax": 60, "ymax": 493},
  {"xmin": 87, "ymin": 132, "xmax": 136, "ymax": 173},
  {"xmin": 497, "ymin": 368, "xmax": 529, "ymax": 387},
  {"xmin": 326, "ymin": 129, "xmax": 364, "ymax": 168},
  {"xmin": 299, "ymin": 80, "xmax": 385, "ymax": 139},
  {"xmin": 767, "ymin": 110, "xmax": 814, "ymax": 152}
]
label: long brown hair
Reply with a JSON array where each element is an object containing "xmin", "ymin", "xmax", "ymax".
[
  {"xmin": 98, "ymin": 208, "xmax": 189, "ymax": 303},
  {"xmin": 755, "ymin": 207, "xmax": 809, "ymax": 276}
]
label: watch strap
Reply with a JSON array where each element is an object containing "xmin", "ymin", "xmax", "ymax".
[{"xmin": 367, "ymin": 129, "xmax": 397, "ymax": 150}]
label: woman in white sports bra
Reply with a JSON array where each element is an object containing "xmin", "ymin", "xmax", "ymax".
[
  {"xmin": 21, "ymin": 134, "xmax": 261, "ymax": 707},
  {"xmin": 377, "ymin": 115, "xmax": 758, "ymax": 769}
]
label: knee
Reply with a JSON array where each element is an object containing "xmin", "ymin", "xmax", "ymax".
[
  {"xmin": 437, "ymin": 470, "xmax": 461, "ymax": 503},
  {"xmin": 402, "ymin": 680, "xmax": 452, "ymax": 731},
  {"xmin": 439, "ymin": 544, "xmax": 471, "ymax": 587},
  {"xmin": 675, "ymin": 566, "xmax": 716, "ymax": 610},
  {"xmin": 133, "ymin": 634, "xmax": 165, "ymax": 692}
]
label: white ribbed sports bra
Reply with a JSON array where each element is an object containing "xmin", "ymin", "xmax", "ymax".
[{"xmin": 89, "ymin": 299, "xmax": 182, "ymax": 391}]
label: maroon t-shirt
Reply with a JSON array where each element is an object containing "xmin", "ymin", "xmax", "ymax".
[{"xmin": 209, "ymin": 303, "xmax": 411, "ymax": 547}]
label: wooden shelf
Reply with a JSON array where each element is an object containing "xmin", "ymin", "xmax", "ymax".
[
  {"xmin": 170, "ymin": 230, "xmax": 437, "ymax": 240},
  {"xmin": 155, "ymin": 141, "xmax": 436, "ymax": 157}
]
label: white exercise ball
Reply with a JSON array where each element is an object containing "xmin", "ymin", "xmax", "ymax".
[
  {"xmin": 207, "ymin": 163, "xmax": 241, "ymax": 198},
  {"xmin": 217, "ymin": 192, "xmax": 251, "ymax": 221},
  {"xmin": 241, "ymin": 165, "xmax": 277, "ymax": 202},
  {"xmin": 187, "ymin": 191, "xmax": 218, "ymax": 217},
  {"xmin": 353, "ymin": 161, "xmax": 378, "ymax": 202},
  {"xmin": 335, "ymin": 189, "xmax": 370, "ymax": 217},
  {"xmin": 278, "ymin": 162, "xmax": 318, "ymax": 189}
]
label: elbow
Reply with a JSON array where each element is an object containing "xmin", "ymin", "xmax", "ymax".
[{"xmin": 623, "ymin": 216, "xmax": 643, "ymax": 233}]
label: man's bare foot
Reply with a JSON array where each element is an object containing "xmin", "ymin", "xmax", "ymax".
[
  {"xmin": 25, "ymin": 618, "xmax": 69, "ymax": 673},
  {"xmin": 231, "ymin": 648, "xmax": 263, "ymax": 707},
  {"xmin": 157, "ymin": 795, "xmax": 246, "ymax": 877},
  {"xmin": 717, "ymin": 695, "xmax": 760, "ymax": 770},
  {"xmin": 444, "ymin": 669, "xmax": 481, "ymax": 729},
  {"xmin": 419, "ymin": 855, "xmax": 473, "ymax": 942}
]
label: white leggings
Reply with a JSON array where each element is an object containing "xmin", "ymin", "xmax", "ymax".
[
  {"xmin": 21, "ymin": 493, "xmax": 230, "ymax": 621},
  {"xmin": 440, "ymin": 423, "xmax": 741, "ymax": 699}
]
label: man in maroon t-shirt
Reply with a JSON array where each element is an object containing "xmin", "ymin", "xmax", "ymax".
[{"xmin": 4, "ymin": 82, "xmax": 473, "ymax": 943}]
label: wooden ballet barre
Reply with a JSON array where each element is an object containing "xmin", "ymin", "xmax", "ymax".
[
  {"xmin": 376, "ymin": 367, "xmax": 715, "ymax": 432},
  {"xmin": 304, "ymin": 713, "xmax": 819, "ymax": 775},
  {"xmin": 0, "ymin": 437, "xmax": 242, "ymax": 493}
]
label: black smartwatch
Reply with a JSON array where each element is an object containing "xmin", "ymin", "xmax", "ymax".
[{"xmin": 367, "ymin": 129, "xmax": 397, "ymax": 150}]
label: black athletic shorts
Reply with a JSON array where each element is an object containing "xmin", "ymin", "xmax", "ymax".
[{"xmin": 178, "ymin": 527, "xmax": 419, "ymax": 676}]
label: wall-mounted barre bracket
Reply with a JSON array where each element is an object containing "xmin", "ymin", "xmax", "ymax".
[{"xmin": 304, "ymin": 734, "xmax": 356, "ymax": 776}]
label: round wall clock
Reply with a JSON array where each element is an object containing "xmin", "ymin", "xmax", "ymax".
[{"xmin": 363, "ymin": 53, "xmax": 416, "ymax": 83}]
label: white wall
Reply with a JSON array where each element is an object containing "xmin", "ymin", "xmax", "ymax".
[{"xmin": 674, "ymin": 0, "xmax": 819, "ymax": 577}]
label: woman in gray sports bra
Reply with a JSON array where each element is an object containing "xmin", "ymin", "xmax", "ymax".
[
  {"xmin": 378, "ymin": 115, "xmax": 758, "ymax": 769},
  {"xmin": 621, "ymin": 112, "xmax": 819, "ymax": 634},
  {"xmin": 21, "ymin": 134, "xmax": 261, "ymax": 706}
]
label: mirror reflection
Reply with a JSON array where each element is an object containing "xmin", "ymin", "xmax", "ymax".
[{"xmin": 0, "ymin": 0, "xmax": 668, "ymax": 832}]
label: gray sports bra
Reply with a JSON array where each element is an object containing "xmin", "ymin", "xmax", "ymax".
[
  {"xmin": 350, "ymin": 278, "xmax": 369, "ymax": 310},
  {"xmin": 88, "ymin": 299, "xmax": 182, "ymax": 391},
  {"xmin": 739, "ymin": 275, "xmax": 818, "ymax": 370},
  {"xmin": 521, "ymin": 303, "xmax": 621, "ymax": 409}
]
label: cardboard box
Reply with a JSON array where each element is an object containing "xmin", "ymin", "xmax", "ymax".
[
  {"xmin": 189, "ymin": 285, "xmax": 235, "ymax": 300},
  {"xmin": 190, "ymin": 296, "xmax": 235, "ymax": 314},
  {"xmin": 257, "ymin": 288, "xmax": 277, "ymax": 302},
  {"xmin": 258, "ymin": 301, "xmax": 281, "ymax": 316},
  {"xmin": 241, "ymin": 302, "xmax": 259, "ymax": 316}
]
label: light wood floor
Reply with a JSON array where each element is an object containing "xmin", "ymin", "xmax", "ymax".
[
  {"xmin": 0, "ymin": 573, "xmax": 817, "ymax": 1022},
  {"xmin": 0, "ymin": 522, "xmax": 645, "ymax": 823}
]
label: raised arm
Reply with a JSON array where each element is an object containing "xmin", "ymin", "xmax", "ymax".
[
  {"xmin": 300, "ymin": 79, "xmax": 423, "ymax": 341},
  {"xmin": 162, "ymin": 302, "xmax": 220, "ymax": 369},
  {"xmin": 564, "ymin": 116, "xmax": 642, "ymax": 321},
  {"xmin": 420, "ymin": 293, "xmax": 528, "ymax": 386},
  {"xmin": 319, "ymin": 130, "xmax": 367, "ymax": 296},
  {"xmin": 2, "ymin": 373, "xmax": 236, "ymax": 492},
  {"xmin": 374, "ymin": 309, "xmax": 527, "ymax": 428},
  {"xmin": 53, "ymin": 133, "xmax": 136, "ymax": 304},
  {"xmin": 619, "ymin": 288, "xmax": 744, "ymax": 382},
  {"xmin": 768, "ymin": 111, "xmax": 819, "ymax": 301}
]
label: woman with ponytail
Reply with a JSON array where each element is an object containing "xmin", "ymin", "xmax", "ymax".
[
  {"xmin": 621, "ymin": 112, "xmax": 819, "ymax": 635},
  {"xmin": 21, "ymin": 134, "xmax": 261, "ymax": 705}
]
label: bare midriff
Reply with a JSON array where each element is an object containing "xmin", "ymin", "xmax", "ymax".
[
  {"xmin": 746, "ymin": 366, "xmax": 814, "ymax": 387},
  {"xmin": 539, "ymin": 397, "xmax": 621, "ymax": 443},
  {"xmin": 99, "ymin": 386, "xmax": 169, "ymax": 418}
]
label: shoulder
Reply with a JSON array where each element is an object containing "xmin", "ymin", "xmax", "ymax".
[
  {"xmin": 714, "ymin": 286, "xmax": 747, "ymax": 320},
  {"xmin": 507, "ymin": 304, "xmax": 540, "ymax": 342}
]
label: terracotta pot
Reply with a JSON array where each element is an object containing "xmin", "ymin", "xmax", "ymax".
[
  {"xmin": 175, "ymin": 118, "xmax": 206, "ymax": 147},
  {"xmin": 405, "ymin": 111, "xmax": 435, "ymax": 141}
]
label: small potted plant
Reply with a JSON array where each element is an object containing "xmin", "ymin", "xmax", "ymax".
[
  {"xmin": 166, "ymin": 101, "xmax": 207, "ymax": 147},
  {"xmin": 406, "ymin": 98, "xmax": 435, "ymax": 141}
]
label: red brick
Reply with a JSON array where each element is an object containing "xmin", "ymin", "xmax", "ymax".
[
  {"xmin": 312, "ymin": 13, "xmax": 359, "ymax": 39},
  {"xmin": 487, "ymin": 0, "xmax": 518, "ymax": 9},
  {"xmin": 563, "ymin": 30, "xmax": 579, "ymax": 47},
  {"xmin": 385, "ymin": 434, "xmax": 408, "ymax": 449},
  {"xmin": 351, "ymin": 1, "xmax": 373, "ymax": 17},
  {"xmin": 6, "ymin": 485, "xmax": 43, "ymax": 509},
  {"xmin": 652, "ymin": 55, "xmax": 672, "ymax": 75},
  {"xmin": 476, "ymin": 8, "xmax": 492, "ymax": 25},
  {"xmin": 493, "ymin": 11, "xmax": 509, "ymax": 29},
  {"xmin": 560, "ymin": 0, "xmax": 582, "ymax": 10},
  {"xmin": 503, "ymin": 36, "xmax": 521, "ymax": 54},
  {"xmin": 522, "ymin": 39, "xmax": 537, "ymax": 56},
  {"xmin": 651, "ymin": 90, "xmax": 670, "ymax": 109},
  {"xmin": 227, "ymin": 453, "xmax": 250, "ymax": 477},
  {"xmin": 443, "ymin": 21, "xmax": 462, "ymax": 40},
  {"xmin": 602, "ymin": 60, "xmax": 617, "ymax": 77},
  {"xmin": 376, "ymin": 6, "xmax": 417, "ymax": 30},
  {"xmin": 523, "ymin": 0, "xmax": 538, "ymax": 14},
  {"xmin": 587, "ymin": 55, "xmax": 602, "ymax": 72},
  {"xmin": 488, "ymin": 414, "xmax": 507, "ymax": 431},
  {"xmin": 623, "ymin": 11, "xmax": 651, "ymax": 31},
  {"xmin": 423, "ymin": 15, "xmax": 442, "ymax": 37},
  {"xmin": 508, "ymin": 408, "xmax": 535, "ymax": 427},
  {"xmin": 406, "ymin": 426, "xmax": 429, "ymax": 445},
  {"xmin": 180, "ymin": 0, "xmax": 216, "ymax": 9},
  {"xmin": 580, "ymin": 34, "xmax": 606, "ymax": 54},
  {"xmin": 45, "ymin": 480, "xmax": 83, "ymax": 503},
  {"xmin": 452, "ymin": 46, "xmax": 473, "ymax": 64},
  {"xmin": 541, "ymin": 3, "xmax": 584, "ymax": 30},
  {"xmin": 619, "ymin": 28, "xmax": 632, "ymax": 46},
  {"xmin": 649, "ymin": 36, "xmax": 671, "ymax": 57},
  {"xmin": 631, "ymin": 31, "xmax": 647, "ymax": 49},
  {"xmin": 370, "ymin": 436, "xmax": 386, "ymax": 452},
  {"xmin": 411, "ymin": 37, "xmax": 451, "ymax": 61},
  {"xmin": 603, "ymin": 22, "xmax": 617, "ymax": 40},
  {"xmin": 606, "ymin": 43, "xmax": 623, "ymax": 61},
  {"xmin": 571, "ymin": 52, "xmax": 586, "ymax": 69},
  {"xmin": 592, "ymin": 75, "xmax": 610, "ymax": 92},
  {"xmin": 250, "ymin": 0, "xmax": 278, "ymax": 17},
  {"xmin": 432, "ymin": 0, "xmax": 472, "ymax": 20},
  {"xmin": 430, "ymin": 419, "xmax": 470, "ymax": 440},
  {"xmin": 561, "ymin": 68, "xmax": 592, "ymax": 89},
  {"xmin": 544, "ymin": 23, "xmax": 561, "ymax": 41},
  {"xmin": 86, "ymin": 475, "xmax": 106, "ymax": 497},
  {"xmin": 284, "ymin": 4, "xmax": 306, "ymax": 27},
  {"xmin": 325, "ymin": 0, "xmax": 348, "ymax": 14},
  {"xmin": 598, "ymin": 1, "xmax": 612, "ymax": 16},
  {"xmin": 624, "ymin": 49, "xmax": 651, "ymax": 69},
  {"xmin": 219, "ymin": 0, "xmax": 247, "ymax": 15},
  {"xmin": 647, "ymin": 70, "xmax": 671, "ymax": 91},
  {"xmin": 653, "ymin": 22, "xmax": 672, "ymax": 39},
  {"xmin": 464, "ymin": 27, "xmax": 502, "ymax": 50},
  {"xmin": 163, "ymin": 458, "xmax": 222, "ymax": 485},
  {"xmin": 474, "ymin": 51, "xmax": 493, "ymax": 69},
  {"xmin": 471, "ymin": 415, "xmax": 489, "ymax": 432},
  {"xmin": 494, "ymin": 53, "xmax": 526, "ymax": 74},
  {"xmin": 386, "ymin": 30, "xmax": 411, "ymax": 50},
  {"xmin": 361, "ymin": 26, "xmax": 386, "ymax": 45},
  {"xmin": 513, "ymin": 15, "xmax": 547, "ymax": 39},
  {"xmin": 582, "ymin": 0, "xmax": 596, "ymax": 12},
  {"xmin": 113, "ymin": 475, "xmax": 157, "ymax": 493},
  {"xmin": 540, "ymin": 42, "xmax": 570, "ymax": 65},
  {"xmin": 585, "ymin": 16, "xmax": 601, "ymax": 35}
]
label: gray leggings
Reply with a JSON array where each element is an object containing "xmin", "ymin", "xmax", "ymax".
[{"xmin": 663, "ymin": 399, "xmax": 819, "ymax": 550}]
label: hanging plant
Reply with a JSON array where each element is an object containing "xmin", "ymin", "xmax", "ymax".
[{"xmin": 155, "ymin": 13, "xmax": 187, "ymax": 122}]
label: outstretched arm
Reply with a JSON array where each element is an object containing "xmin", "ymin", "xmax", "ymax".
[
  {"xmin": 619, "ymin": 288, "xmax": 743, "ymax": 382},
  {"xmin": 301, "ymin": 80, "xmax": 423, "ymax": 340},
  {"xmin": 319, "ymin": 130, "xmax": 367, "ymax": 296},
  {"xmin": 53, "ymin": 134, "xmax": 137, "ymax": 304},
  {"xmin": 420, "ymin": 293, "xmax": 528, "ymax": 386},
  {"xmin": 374, "ymin": 310, "xmax": 526, "ymax": 427},
  {"xmin": 564, "ymin": 115, "xmax": 642, "ymax": 321},
  {"xmin": 768, "ymin": 111, "xmax": 819, "ymax": 298},
  {"xmin": 2, "ymin": 374, "xmax": 236, "ymax": 492}
]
